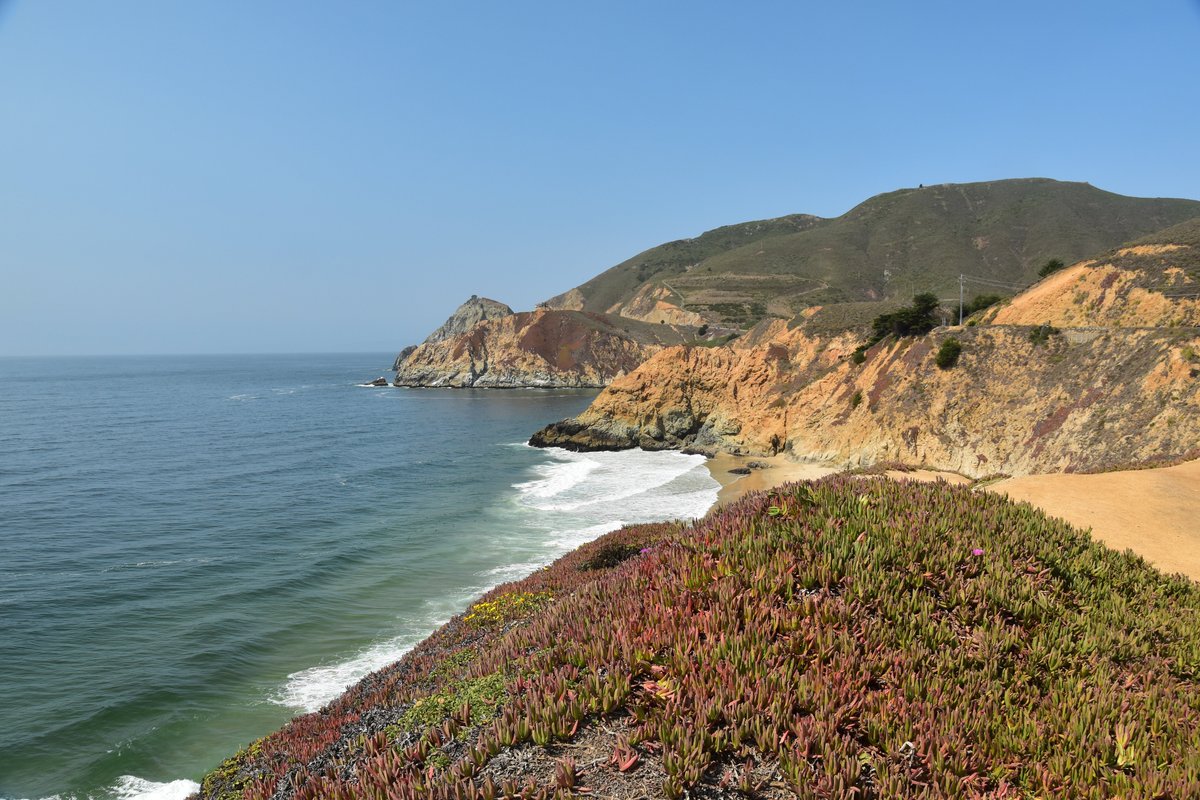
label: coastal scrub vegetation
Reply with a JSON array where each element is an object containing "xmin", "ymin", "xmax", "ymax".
[
  {"xmin": 201, "ymin": 478, "xmax": 1200, "ymax": 800},
  {"xmin": 1038, "ymin": 258, "xmax": 1067, "ymax": 278},
  {"xmin": 867, "ymin": 293, "xmax": 941, "ymax": 349},
  {"xmin": 1029, "ymin": 323, "xmax": 1061, "ymax": 347},
  {"xmin": 934, "ymin": 338, "xmax": 962, "ymax": 369},
  {"xmin": 958, "ymin": 294, "xmax": 1004, "ymax": 320}
]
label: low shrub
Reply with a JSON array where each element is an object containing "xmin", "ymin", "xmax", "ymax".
[
  {"xmin": 1038, "ymin": 258, "xmax": 1066, "ymax": 278},
  {"xmin": 935, "ymin": 337, "xmax": 962, "ymax": 369},
  {"xmin": 1029, "ymin": 323, "xmax": 1060, "ymax": 347}
]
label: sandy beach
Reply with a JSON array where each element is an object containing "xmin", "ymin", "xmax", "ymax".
[
  {"xmin": 705, "ymin": 453, "xmax": 1200, "ymax": 582},
  {"xmin": 987, "ymin": 460, "xmax": 1200, "ymax": 581},
  {"xmin": 704, "ymin": 453, "xmax": 838, "ymax": 507},
  {"xmin": 705, "ymin": 454, "xmax": 971, "ymax": 508}
]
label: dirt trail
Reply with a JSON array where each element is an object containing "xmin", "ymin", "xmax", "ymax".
[{"xmin": 989, "ymin": 460, "xmax": 1200, "ymax": 581}]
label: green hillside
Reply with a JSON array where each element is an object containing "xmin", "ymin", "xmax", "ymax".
[{"xmin": 548, "ymin": 179, "xmax": 1200, "ymax": 326}]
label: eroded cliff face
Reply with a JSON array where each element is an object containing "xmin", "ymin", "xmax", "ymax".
[
  {"xmin": 608, "ymin": 284, "xmax": 706, "ymax": 326},
  {"xmin": 532, "ymin": 320, "xmax": 1200, "ymax": 477},
  {"xmin": 392, "ymin": 296, "xmax": 515, "ymax": 370},
  {"xmin": 988, "ymin": 240, "xmax": 1200, "ymax": 328},
  {"xmin": 394, "ymin": 309, "xmax": 676, "ymax": 388}
]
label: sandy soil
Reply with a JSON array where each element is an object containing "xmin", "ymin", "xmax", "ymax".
[
  {"xmin": 884, "ymin": 469, "xmax": 972, "ymax": 486},
  {"xmin": 705, "ymin": 453, "xmax": 837, "ymax": 507},
  {"xmin": 705, "ymin": 456, "xmax": 968, "ymax": 508},
  {"xmin": 988, "ymin": 460, "xmax": 1200, "ymax": 581}
]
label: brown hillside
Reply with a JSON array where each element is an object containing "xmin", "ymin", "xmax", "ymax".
[{"xmin": 990, "ymin": 217, "xmax": 1200, "ymax": 328}]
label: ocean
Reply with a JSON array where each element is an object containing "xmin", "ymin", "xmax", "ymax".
[{"xmin": 0, "ymin": 354, "xmax": 718, "ymax": 800}]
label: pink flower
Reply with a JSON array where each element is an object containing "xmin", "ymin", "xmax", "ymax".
[{"xmin": 972, "ymin": 548, "xmax": 984, "ymax": 556}]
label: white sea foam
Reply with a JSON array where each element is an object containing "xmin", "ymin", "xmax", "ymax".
[
  {"xmin": 512, "ymin": 455, "xmax": 599, "ymax": 499},
  {"xmin": 514, "ymin": 448, "xmax": 712, "ymax": 513},
  {"xmin": 110, "ymin": 776, "xmax": 200, "ymax": 800},
  {"xmin": 268, "ymin": 447, "xmax": 718, "ymax": 716},
  {"xmin": 271, "ymin": 633, "xmax": 424, "ymax": 713},
  {"xmin": 3, "ymin": 776, "xmax": 203, "ymax": 800}
]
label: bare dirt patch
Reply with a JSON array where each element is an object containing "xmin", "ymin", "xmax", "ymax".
[
  {"xmin": 988, "ymin": 459, "xmax": 1200, "ymax": 581},
  {"xmin": 1115, "ymin": 244, "xmax": 1188, "ymax": 257}
]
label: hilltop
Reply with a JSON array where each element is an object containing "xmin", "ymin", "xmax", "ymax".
[
  {"xmin": 544, "ymin": 179, "xmax": 1200, "ymax": 328},
  {"xmin": 390, "ymin": 181, "xmax": 1199, "ymax": 389}
]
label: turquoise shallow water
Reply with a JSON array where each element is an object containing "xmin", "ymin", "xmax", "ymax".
[{"xmin": 0, "ymin": 354, "xmax": 718, "ymax": 800}]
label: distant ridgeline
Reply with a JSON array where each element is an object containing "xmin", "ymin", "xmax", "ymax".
[{"xmin": 390, "ymin": 178, "xmax": 1200, "ymax": 390}]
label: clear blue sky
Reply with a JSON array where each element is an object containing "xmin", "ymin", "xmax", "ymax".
[{"xmin": 2, "ymin": 1, "xmax": 1198, "ymax": 356}]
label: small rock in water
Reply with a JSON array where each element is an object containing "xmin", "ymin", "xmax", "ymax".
[
  {"xmin": 728, "ymin": 467, "xmax": 752, "ymax": 475},
  {"xmin": 368, "ymin": 377, "xmax": 389, "ymax": 387}
]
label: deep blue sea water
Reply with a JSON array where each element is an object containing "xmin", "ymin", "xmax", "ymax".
[{"xmin": 0, "ymin": 354, "xmax": 718, "ymax": 800}]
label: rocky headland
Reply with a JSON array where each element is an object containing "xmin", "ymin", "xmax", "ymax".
[{"xmin": 393, "ymin": 304, "xmax": 691, "ymax": 388}]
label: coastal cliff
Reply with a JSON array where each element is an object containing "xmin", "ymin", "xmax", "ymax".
[
  {"xmin": 390, "ymin": 183, "xmax": 1200, "ymax": 388},
  {"xmin": 531, "ymin": 322, "xmax": 1200, "ymax": 476},
  {"xmin": 393, "ymin": 307, "xmax": 690, "ymax": 388},
  {"xmin": 533, "ymin": 221, "xmax": 1200, "ymax": 476}
]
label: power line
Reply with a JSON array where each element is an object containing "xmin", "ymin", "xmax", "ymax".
[{"xmin": 958, "ymin": 273, "xmax": 1030, "ymax": 324}]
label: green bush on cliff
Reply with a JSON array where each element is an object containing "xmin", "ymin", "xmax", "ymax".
[
  {"xmin": 868, "ymin": 292, "xmax": 940, "ymax": 347},
  {"xmin": 958, "ymin": 293, "xmax": 1004, "ymax": 320},
  {"xmin": 1039, "ymin": 257, "xmax": 1067, "ymax": 278},
  {"xmin": 935, "ymin": 337, "xmax": 963, "ymax": 369},
  {"xmin": 1029, "ymin": 322, "xmax": 1060, "ymax": 347}
]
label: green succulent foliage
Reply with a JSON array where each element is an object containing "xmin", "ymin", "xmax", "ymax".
[{"xmin": 201, "ymin": 484, "xmax": 1200, "ymax": 800}]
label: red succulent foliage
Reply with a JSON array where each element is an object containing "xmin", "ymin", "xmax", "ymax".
[{"xmin": 198, "ymin": 481, "xmax": 1200, "ymax": 800}]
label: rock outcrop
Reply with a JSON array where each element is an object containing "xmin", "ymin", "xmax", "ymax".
[
  {"xmin": 394, "ymin": 308, "xmax": 689, "ymax": 388},
  {"xmin": 392, "ymin": 345, "xmax": 417, "ymax": 370},
  {"xmin": 392, "ymin": 296, "xmax": 514, "ymax": 370},
  {"xmin": 609, "ymin": 283, "xmax": 706, "ymax": 326},
  {"xmin": 423, "ymin": 296, "xmax": 515, "ymax": 343}
]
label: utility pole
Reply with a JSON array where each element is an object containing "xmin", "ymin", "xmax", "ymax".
[{"xmin": 959, "ymin": 274, "xmax": 965, "ymax": 325}]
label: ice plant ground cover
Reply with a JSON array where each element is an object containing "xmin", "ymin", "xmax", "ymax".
[{"xmin": 200, "ymin": 477, "xmax": 1200, "ymax": 799}]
